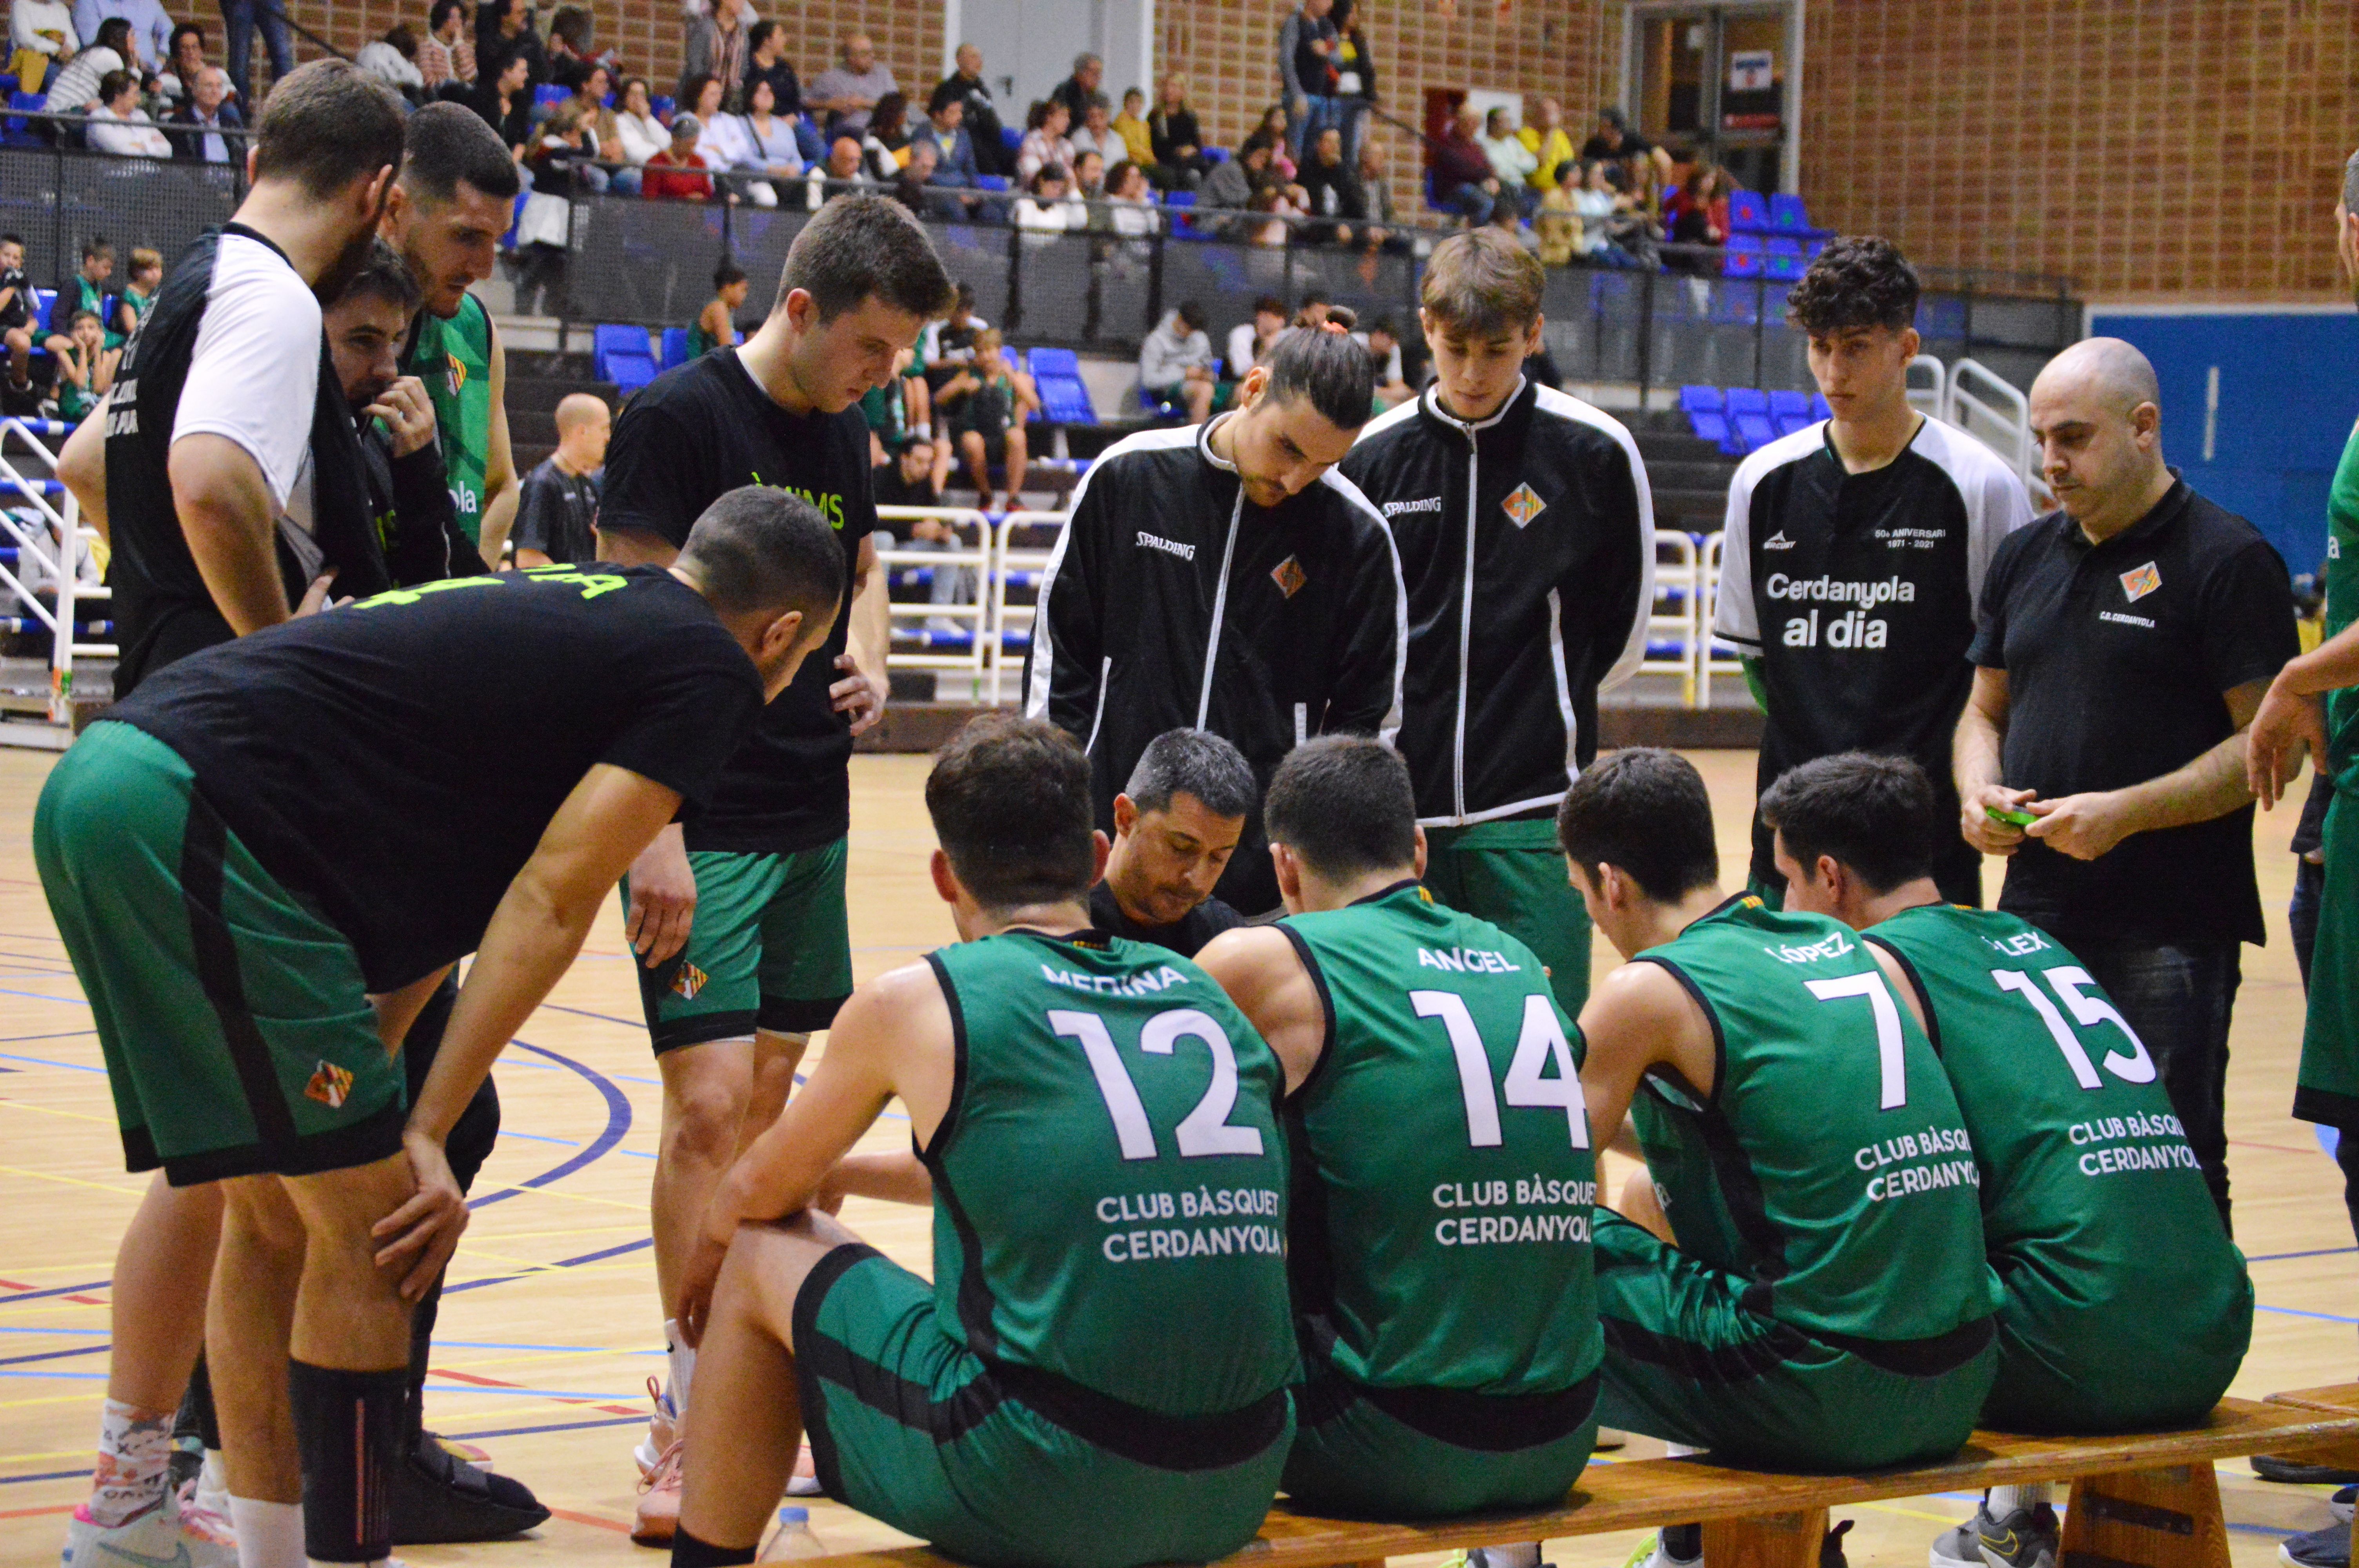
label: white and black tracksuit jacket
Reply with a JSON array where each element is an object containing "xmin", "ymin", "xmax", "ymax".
[
  {"xmin": 1340, "ymin": 379, "xmax": 1655, "ymax": 826},
  {"xmin": 1023, "ymin": 418, "xmax": 1408, "ymax": 912}
]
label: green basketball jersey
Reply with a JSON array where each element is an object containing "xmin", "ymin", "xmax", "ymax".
[
  {"xmin": 925, "ymin": 929, "xmax": 1298, "ymax": 1417},
  {"xmin": 406, "ymin": 292, "xmax": 494, "ymax": 544},
  {"xmin": 1866, "ymin": 906, "xmax": 2251, "ymax": 1349},
  {"xmin": 1281, "ymin": 882, "xmax": 1600, "ymax": 1396},
  {"xmin": 1634, "ymin": 897, "xmax": 1997, "ymax": 1343},
  {"xmin": 2326, "ymin": 414, "xmax": 2359, "ymax": 793}
]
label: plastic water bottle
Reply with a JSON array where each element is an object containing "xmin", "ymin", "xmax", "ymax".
[{"xmin": 759, "ymin": 1504, "xmax": 825, "ymax": 1560}]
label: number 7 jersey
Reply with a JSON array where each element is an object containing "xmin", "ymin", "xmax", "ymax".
[{"xmin": 923, "ymin": 929, "xmax": 1299, "ymax": 1419}]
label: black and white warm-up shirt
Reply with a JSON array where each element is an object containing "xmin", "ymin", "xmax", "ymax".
[
  {"xmin": 1341, "ymin": 377, "xmax": 1654, "ymax": 826},
  {"xmin": 1714, "ymin": 414, "xmax": 2034, "ymax": 897},
  {"xmin": 1023, "ymin": 417, "xmax": 1407, "ymax": 913}
]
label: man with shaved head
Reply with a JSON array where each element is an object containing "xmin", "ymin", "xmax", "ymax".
[
  {"xmin": 1955, "ymin": 334, "xmax": 2299, "ymax": 1230},
  {"xmin": 513, "ymin": 392, "xmax": 612, "ymax": 567}
]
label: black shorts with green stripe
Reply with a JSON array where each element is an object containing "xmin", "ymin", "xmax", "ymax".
[
  {"xmin": 794, "ymin": 1244, "xmax": 1292, "ymax": 1568},
  {"xmin": 33, "ymin": 722, "xmax": 406, "ymax": 1185}
]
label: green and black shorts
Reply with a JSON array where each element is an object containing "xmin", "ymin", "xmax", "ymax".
[
  {"xmin": 33, "ymin": 722, "xmax": 405, "ymax": 1185},
  {"xmin": 1593, "ymin": 1209, "xmax": 1996, "ymax": 1471},
  {"xmin": 794, "ymin": 1244, "xmax": 1292, "ymax": 1568},
  {"xmin": 2298, "ymin": 788, "xmax": 2359, "ymax": 1130},
  {"xmin": 1423, "ymin": 817, "xmax": 1593, "ymax": 1015},
  {"xmin": 623, "ymin": 841, "xmax": 853, "ymax": 1054}
]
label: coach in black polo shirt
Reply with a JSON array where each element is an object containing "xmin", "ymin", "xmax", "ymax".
[{"xmin": 1956, "ymin": 338, "xmax": 2299, "ymax": 1228}]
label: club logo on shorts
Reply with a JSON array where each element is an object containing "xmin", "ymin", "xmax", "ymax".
[
  {"xmin": 1270, "ymin": 555, "xmax": 1308, "ymax": 598},
  {"xmin": 305, "ymin": 1061, "xmax": 354, "ymax": 1109},
  {"xmin": 2119, "ymin": 561, "xmax": 2161, "ymax": 602},
  {"xmin": 672, "ymin": 962, "xmax": 710, "ymax": 1000},
  {"xmin": 1502, "ymin": 483, "xmax": 1547, "ymax": 528}
]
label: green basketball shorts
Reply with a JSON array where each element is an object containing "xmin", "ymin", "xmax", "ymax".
[
  {"xmin": 794, "ymin": 1244, "xmax": 1292, "ymax": 1568},
  {"xmin": 1592, "ymin": 1209, "xmax": 1996, "ymax": 1470},
  {"xmin": 1283, "ymin": 1356, "xmax": 1596, "ymax": 1519},
  {"xmin": 33, "ymin": 722, "xmax": 405, "ymax": 1186},
  {"xmin": 623, "ymin": 840, "xmax": 853, "ymax": 1053},
  {"xmin": 1423, "ymin": 817, "xmax": 1593, "ymax": 1014},
  {"xmin": 2297, "ymin": 788, "xmax": 2359, "ymax": 1129},
  {"xmin": 1980, "ymin": 1251, "xmax": 2250, "ymax": 1434}
]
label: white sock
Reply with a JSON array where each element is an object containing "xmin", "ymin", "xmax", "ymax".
[
  {"xmin": 1665, "ymin": 1441, "xmax": 1702, "ymax": 1457},
  {"xmin": 664, "ymin": 1318, "xmax": 695, "ymax": 1415},
  {"xmin": 227, "ymin": 1496, "xmax": 303, "ymax": 1568},
  {"xmin": 1471, "ymin": 1546, "xmax": 1541, "ymax": 1568},
  {"xmin": 87, "ymin": 1398, "xmax": 173, "ymax": 1528},
  {"xmin": 1989, "ymin": 1484, "xmax": 2051, "ymax": 1514}
]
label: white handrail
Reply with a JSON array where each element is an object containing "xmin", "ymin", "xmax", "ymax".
[
  {"xmin": 1644, "ymin": 528, "xmax": 1701, "ymax": 706},
  {"xmin": 1906, "ymin": 354, "xmax": 1948, "ymax": 417},
  {"xmin": 1697, "ymin": 530, "xmax": 1748, "ymax": 709},
  {"xmin": 1945, "ymin": 357, "xmax": 2049, "ymax": 505},
  {"xmin": 988, "ymin": 511, "xmax": 1069, "ymax": 706},
  {"xmin": 0, "ymin": 417, "xmax": 103, "ymax": 732},
  {"xmin": 875, "ymin": 505, "xmax": 995, "ymax": 693}
]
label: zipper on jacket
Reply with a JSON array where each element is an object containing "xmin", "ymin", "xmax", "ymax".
[
  {"xmin": 1421, "ymin": 376, "xmax": 1521, "ymax": 826},
  {"xmin": 1198, "ymin": 484, "xmax": 1243, "ymax": 728}
]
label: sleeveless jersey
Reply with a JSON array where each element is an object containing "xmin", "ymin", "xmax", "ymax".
[
  {"xmin": 2325, "ymin": 414, "xmax": 2359, "ymax": 792},
  {"xmin": 406, "ymin": 292, "xmax": 494, "ymax": 544},
  {"xmin": 925, "ymin": 929, "xmax": 1298, "ymax": 1417},
  {"xmin": 1281, "ymin": 882, "xmax": 1600, "ymax": 1395},
  {"xmin": 1635, "ymin": 898, "xmax": 1996, "ymax": 1342},
  {"xmin": 1866, "ymin": 906, "xmax": 2249, "ymax": 1332}
]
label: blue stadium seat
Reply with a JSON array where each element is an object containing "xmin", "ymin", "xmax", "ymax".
[
  {"xmin": 1728, "ymin": 190, "xmax": 1770, "ymax": 234},
  {"xmin": 534, "ymin": 83, "xmax": 569, "ymax": 107},
  {"xmin": 1768, "ymin": 192, "xmax": 1816, "ymax": 233},
  {"xmin": 1763, "ymin": 236, "xmax": 1807, "ymax": 281},
  {"xmin": 1203, "ymin": 147, "xmax": 1231, "ymax": 163},
  {"xmin": 1725, "ymin": 387, "xmax": 1769, "ymax": 417},
  {"xmin": 1689, "ymin": 409, "xmax": 1736, "ymax": 454},
  {"xmin": 4, "ymin": 90, "xmax": 44, "ymax": 143},
  {"xmin": 605, "ymin": 352, "xmax": 657, "ymax": 395},
  {"xmin": 652, "ymin": 94, "xmax": 675, "ymax": 122},
  {"xmin": 1679, "ymin": 384, "xmax": 1725, "ymax": 414},
  {"xmin": 975, "ymin": 173, "xmax": 1010, "ymax": 192},
  {"xmin": 1026, "ymin": 347, "xmax": 1079, "ymax": 378},
  {"xmin": 1723, "ymin": 233, "xmax": 1766, "ymax": 277},
  {"xmin": 1160, "ymin": 189, "xmax": 1196, "ymax": 208},
  {"xmin": 660, "ymin": 327, "xmax": 691, "ymax": 369},
  {"xmin": 1732, "ymin": 410, "xmax": 1776, "ymax": 453},
  {"xmin": 1000, "ymin": 125, "xmax": 1021, "ymax": 154},
  {"xmin": 1768, "ymin": 389, "xmax": 1813, "ymax": 437},
  {"xmin": 593, "ymin": 325, "xmax": 654, "ymax": 386}
]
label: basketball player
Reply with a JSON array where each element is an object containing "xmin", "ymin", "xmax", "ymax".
[
  {"xmin": 1761, "ymin": 752, "xmax": 2252, "ymax": 1568},
  {"xmin": 1341, "ymin": 227, "xmax": 1654, "ymax": 1017},
  {"xmin": 387, "ymin": 101, "xmax": 524, "ymax": 570},
  {"xmin": 1561, "ymin": 750, "xmax": 1996, "ymax": 1568},
  {"xmin": 1025, "ymin": 316, "xmax": 1405, "ymax": 914},
  {"xmin": 1196, "ymin": 737, "xmax": 1601, "ymax": 1518},
  {"xmin": 593, "ymin": 194, "xmax": 952, "ymax": 1536},
  {"xmin": 36, "ymin": 490, "xmax": 844, "ymax": 1568},
  {"xmin": 1090, "ymin": 728, "xmax": 1256, "ymax": 958},
  {"xmin": 1713, "ymin": 236, "xmax": 2034, "ymax": 908},
  {"xmin": 663, "ymin": 716, "xmax": 1297, "ymax": 1568}
]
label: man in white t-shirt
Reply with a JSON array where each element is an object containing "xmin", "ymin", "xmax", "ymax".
[{"xmin": 49, "ymin": 57, "xmax": 411, "ymax": 1568}]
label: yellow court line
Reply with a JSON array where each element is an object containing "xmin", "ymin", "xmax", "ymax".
[
  {"xmin": 0, "ymin": 1165, "xmax": 145, "ymax": 1197},
  {"xmin": 442, "ymin": 1260, "xmax": 651, "ymax": 1287},
  {"xmin": 0, "ymin": 1448, "xmax": 85, "ymax": 1464},
  {"xmin": 0, "ymin": 1099, "xmax": 114, "ymax": 1124},
  {"xmin": 434, "ymin": 1347, "xmax": 664, "ymax": 1374}
]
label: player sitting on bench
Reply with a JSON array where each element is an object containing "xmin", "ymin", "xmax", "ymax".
[
  {"xmin": 665, "ymin": 715, "xmax": 1298, "ymax": 1568},
  {"xmin": 1760, "ymin": 751, "xmax": 2254, "ymax": 1568},
  {"xmin": 1199, "ymin": 737, "xmax": 1601, "ymax": 1519}
]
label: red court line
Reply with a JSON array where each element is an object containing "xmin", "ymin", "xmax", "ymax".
[
  {"xmin": 0, "ymin": 1502, "xmax": 76, "ymax": 1520},
  {"xmin": 549, "ymin": 1506, "xmax": 632, "ymax": 1534}
]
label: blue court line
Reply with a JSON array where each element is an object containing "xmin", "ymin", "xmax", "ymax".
[
  {"xmin": 445, "ymin": 1235, "xmax": 652, "ymax": 1295},
  {"xmin": 0, "ymin": 1327, "xmax": 108, "ymax": 1336},
  {"xmin": 0, "ymin": 1278, "xmax": 110, "ymax": 1303},
  {"xmin": 499, "ymin": 1129, "xmax": 582, "ymax": 1147},
  {"xmin": 536, "ymin": 1002, "xmax": 649, "ymax": 1031},
  {"xmin": 2255, "ymin": 1303, "xmax": 2359, "ymax": 1324},
  {"xmin": 0, "ymin": 1030, "xmax": 95, "ymax": 1044},
  {"xmin": 0, "ymin": 1342, "xmax": 102, "ymax": 1366},
  {"xmin": 2247, "ymin": 1246, "xmax": 2358, "ymax": 1262},
  {"xmin": 0, "ymin": 1368, "xmax": 103, "ymax": 1379},
  {"xmin": 465, "ymin": 1041, "xmax": 631, "ymax": 1213},
  {"xmin": 0, "ymin": 1468, "xmax": 86, "ymax": 1486},
  {"xmin": 0, "ymin": 984, "xmax": 87, "ymax": 1005},
  {"xmin": 0, "ymin": 1049, "xmax": 102, "ymax": 1073}
]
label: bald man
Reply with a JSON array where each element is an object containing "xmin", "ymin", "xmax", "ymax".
[
  {"xmin": 512, "ymin": 393, "xmax": 612, "ymax": 568},
  {"xmin": 1955, "ymin": 336, "xmax": 2299, "ymax": 1228}
]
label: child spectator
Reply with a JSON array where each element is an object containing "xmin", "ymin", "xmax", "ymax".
[
  {"xmin": 1139, "ymin": 299, "xmax": 1219, "ymax": 420},
  {"xmin": 1112, "ymin": 87, "xmax": 1155, "ymax": 172},
  {"xmin": 0, "ymin": 233, "xmax": 32, "ymax": 403},
  {"xmin": 860, "ymin": 345, "xmax": 931, "ymax": 464},
  {"xmin": 512, "ymin": 392, "xmax": 611, "ymax": 567},
  {"xmin": 114, "ymin": 246, "xmax": 160, "ymax": 340},
  {"xmin": 643, "ymin": 114, "xmax": 714, "ymax": 200},
  {"xmin": 938, "ymin": 328, "xmax": 1038, "ymax": 512},
  {"xmin": 356, "ymin": 24, "xmax": 425, "ymax": 98},
  {"xmin": 920, "ymin": 282, "xmax": 989, "ymax": 390},
  {"xmin": 52, "ymin": 309, "xmax": 116, "ymax": 423},
  {"xmin": 694, "ymin": 263, "xmax": 748, "ymax": 358}
]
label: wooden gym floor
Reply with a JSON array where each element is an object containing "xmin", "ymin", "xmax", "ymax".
[{"xmin": 0, "ymin": 748, "xmax": 2349, "ymax": 1566}]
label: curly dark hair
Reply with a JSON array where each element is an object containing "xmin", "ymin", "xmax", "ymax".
[{"xmin": 1785, "ymin": 234, "xmax": 1920, "ymax": 335}]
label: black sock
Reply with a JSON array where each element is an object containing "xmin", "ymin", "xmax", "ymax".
[
  {"xmin": 1664, "ymin": 1523, "xmax": 1703, "ymax": 1562},
  {"xmin": 287, "ymin": 1360, "xmax": 405, "ymax": 1563},
  {"xmin": 672, "ymin": 1525, "xmax": 759, "ymax": 1567}
]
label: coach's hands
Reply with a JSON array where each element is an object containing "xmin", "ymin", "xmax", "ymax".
[
  {"xmin": 625, "ymin": 824, "xmax": 697, "ymax": 966},
  {"xmin": 2021, "ymin": 791, "xmax": 2132, "ymax": 862},
  {"xmin": 831, "ymin": 651, "xmax": 886, "ymax": 736},
  {"xmin": 1959, "ymin": 782, "xmax": 2037, "ymax": 856},
  {"xmin": 368, "ymin": 375, "xmax": 438, "ymax": 460},
  {"xmin": 2248, "ymin": 677, "xmax": 2326, "ymax": 809},
  {"xmin": 375, "ymin": 1128, "xmax": 471, "ymax": 1301}
]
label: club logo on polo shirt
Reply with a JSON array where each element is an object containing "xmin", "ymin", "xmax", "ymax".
[
  {"xmin": 2119, "ymin": 561, "xmax": 2161, "ymax": 603},
  {"xmin": 305, "ymin": 1060, "xmax": 354, "ymax": 1109},
  {"xmin": 1271, "ymin": 554, "xmax": 1308, "ymax": 598},
  {"xmin": 1502, "ymin": 483, "xmax": 1547, "ymax": 528}
]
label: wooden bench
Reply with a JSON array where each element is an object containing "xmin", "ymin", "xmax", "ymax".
[{"xmin": 804, "ymin": 1397, "xmax": 2359, "ymax": 1568}]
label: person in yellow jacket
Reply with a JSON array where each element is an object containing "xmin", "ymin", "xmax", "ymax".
[{"xmin": 1522, "ymin": 97, "xmax": 1578, "ymax": 193}]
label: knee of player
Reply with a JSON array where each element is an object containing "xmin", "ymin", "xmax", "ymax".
[
  {"xmin": 664, "ymin": 1078, "xmax": 754, "ymax": 1157},
  {"xmin": 224, "ymin": 1176, "xmax": 308, "ymax": 1253}
]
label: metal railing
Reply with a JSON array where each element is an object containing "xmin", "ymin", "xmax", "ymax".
[{"xmin": 0, "ymin": 416, "xmax": 104, "ymax": 746}]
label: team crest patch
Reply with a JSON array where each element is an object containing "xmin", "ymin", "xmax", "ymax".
[
  {"xmin": 444, "ymin": 352, "xmax": 467, "ymax": 397},
  {"xmin": 1270, "ymin": 555, "xmax": 1308, "ymax": 598},
  {"xmin": 1502, "ymin": 483, "xmax": 1547, "ymax": 528},
  {"xmin": 672, "ymin": 961, "xmax": 710, "ymax": 1000},
  {"xmin": 304, "ymin": 1061, "xmax": 354, "ymax": 1109},
  {"xmin": 2119, "ymin": 561, "xmax": 2161, "ymax": 603}
]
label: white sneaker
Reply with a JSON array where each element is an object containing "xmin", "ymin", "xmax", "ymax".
[
  {"xmin": 61, "ymin": 1496, "xmax": 237, "ymax": 1568},
  {"xmin": 634, "ymin": 1374, "xmax": 677, "ymax": 1478},
  {"xmin": 786, "ymin": 1439, "xmax": 822, "ymax": 1497},
  {"xmin": 1931, "ymin": 1518, "xmax": 1985, "ymax": 1568},
  {"xmin": 174, "ymin": 1475, "xmax": 236, "ymax": 1552}
]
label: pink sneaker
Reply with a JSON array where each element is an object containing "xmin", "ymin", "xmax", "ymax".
[
  {"xmin": 632, "ymin": 1439, "xmax": 684, "ymax": 1546},
  {"xmin": 173, "ymin": 1476, "xmax": 238, "ymax": 1549}
]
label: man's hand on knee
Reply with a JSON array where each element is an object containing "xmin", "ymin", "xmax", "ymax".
[{"xmin": 372, "ymin": 1129, "xmax": 471, "ymax": 1300}]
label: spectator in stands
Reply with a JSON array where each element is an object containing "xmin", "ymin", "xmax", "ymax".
[
  {"xmin": 611, "ymin": 75, "xmax": 667, "ymax": 168},
  {"xmin": 85, "ymin": 68, "xmax": 169, "ymax": 155},
  {"xmin": 42, "ymin": 237, "xmax": 108, "ymax": 367},
  {"xmin": 862, "ymin": 89, "xmax": 913, "ymax": 179},
  {"xmin": 818, "ymin": 132, "xmax": 866, "ymax": 195},
  {"xmin": 1246, "ymin": 184, "xmax": 1299, "ymax": 246},
  {"xmin": 1536, "ymin": 158, "xmax": 1582, "ymax": 264},
  {"xmin": 71, "ymin": 0, "xmax": 165, "ymax": 70},
  {"xmin": 152, "ymin": 20, "xmax": 203, "ymax": 105},
  {"xmin": 417, "ymin": 0, "xmax": 476, "ymax": 99},
  {"xmin": 1106, "ymin": 160, "xmax": 1158, "ymax": 235},
  {"xmin": 1277, "ymin": 0, "xmax": 1337, "ymax": 161},
  {"xmin": 1140, "ymin": 299, "xmax": 1219, "ymax": 421},
  {"xmin": 894, "ymin": 136, "xmax": 951, "ymax": 215},
  {"xmin": 513, "ymin": 392, "xmax": 610, "ymax": 567},
  {"xmin": 1521, "ymin": 96, "xmax": 1576, "ymax": 192},
  {"xmin": 860, "ymin": 344, "xmax": 929, "ymax": 461},
  {"xmin": 1013, "ymin": 163, "xmax": 1078, "ymax": 230},
  {"xmin": 1201, "ymin": 133, "xmax": 1275, "ymax": 232},
  {"xmin": 1071, "ymin": 147, "xmax": 1106, "ymax": 204},
  {"xmin": 1364, "ymin": 315, "xmax": 1412, "ymax": 407},
  {"xmin": 934, "ymin": 42, "xmax": 1010, "ymax": 178},
  {"xmin": 1359, "ymin": 136, "xmax": 1396, "ymax": 223},
  {"xmin": 113, "ymin": 244, "xmax": 157, "ymax": 338},
  {"xmin": 469, "ymin": 49, "xmax": 535, "ymax": 161},
  {"xmin": 1479, "ymin": 106, "xmax": 1539, "ymax": 216},
  {"xmin": 567, "ymin": 61, "xmax": 630, "ymax": 190},
  {"xmin": 1254, "ymin": 103, "xmax": 1299, "ymax": 180},
  {"xmin": 1049, "ymin": 51, "xmax": 1100, "ymax": 120},
  {"xmin": 41, "ymin": 13, "xmax": 128, "ymax": 109},
  {"xmin": 679, "ymin": 0, "xmax": 749, "ymax": 109},
  {"xmin": 1432, "ymin": 105, "xmax": 1502, "ymax": 226},
  {"xmin": 9, "ymin": 0, "xmax": 76, "ymax": 96},
  {"xmin": 917, "ymin": 83, "xmax": 979, "ymax": 201},
  {"xmin": 1225, "ymin": 295, "xmax": 1280, "ymax": 378},
  {"xmin": 0, "ymin": 234, "xmax": 32, "ymax": 403},
  {"xmin": 1148, "ymin": 73, "xmax": 1207, "ymax": 189},
  {"xmin": 1113, "ymin": 86, "xmax": 1153, "ymax": 169},
  {"xmin": 728, "ymin": 75, "xmax": 805, "ymax": 205},
  {"xmin": 940, "ymin": 327, "xmax": 1038, "ymax": 512},
  {"xmin": 220, "ymin": 0, "xmax": 291, "ymax": 108},
  {"xmin": 642, "ymin": 112, "xmax": 713, "ymax": 200},
  {"xmin": 1070, "ymin": 94, "xmax": 1121, "ymax": 164},
  {"xmin": 690, "ymin": 261, "xmax": 747, "ymax": 358},
  {"xmin": 546, "ymin": 5, "xmax": 611, "ymax": 77},
  {"xmin": 518, "ymin": 101, "xmax": 592, "ymax": 311},
  {"xmin": 477, "ymin": 0, "xmax": 545, "ymax": 92},
  {"xmin": 1016, "ymin": 98, "xmax": 1075, "ymax": 185},
  {"xmin": 921, "ymin": 283, "xmax": 988, "ymax": 390},
  {"xmin": 1581, "ymin": 103, "xmax": 1672, "ymax": 187},
  {"xmin": 1329, "ymin": 0, "xmax": 1375, "ymax": 164},
  {"xmin": 1298, "ymin": 123, "xmax": 1369, "ymax": 246},
  {"xmin": 873, "ymin": 433, "xmax": 947, "ymax": 509},
  {"xmin": 808, "ymin": 32, "xmax": 896, "ymax": 139},
  {"xmin": 739, "ymin": 20, "xmax": 821, "ymax": 163},
  {"xmin": 165, "ymin": 61, "xmax": 239, "ymax": 162},
  {"xmin": 1576, "ymin": 157, "xmax": 1644, "ymax": 262},
  {"xmin": 51, "ymin": 307, "xmax": 114, "ymax": 421},
  {"xmin": 356, "ymin": 25, "xmax": 424, "ymax": 99}
]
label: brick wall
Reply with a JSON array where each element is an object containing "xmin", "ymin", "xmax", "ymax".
[{"xmin": 1799, "ymin": 0, "xmax": 2359, "ymax": 300}]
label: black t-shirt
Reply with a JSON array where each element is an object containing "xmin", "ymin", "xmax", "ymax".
[
  {"xmin": 1087, "ymin": 880, "xmax": 1245, "ymax": 959},
  {"xmin": 600, "ymin": 348, "xmax": 875, "ymax": 853},
  {"xmin": 514, "ymin": 457, "xmax": 602, "ymax": 564},
  {"xmin": 1967, "ymin": 479, "xmax": 2300, "ymax": 946},
  {"xmin": 110, "ymin": 566, "xmax": 761, "ymax": 991},
  {"xmin": 1580, "ymin": 130, "xmax": 1654, "ymax": 160},
  {"xmin": 0, "ymin": 267, "xmax": 27, "ymax": 330},
  {"xmin": 872, "ymin": 463, "xmax": 943, "ymax": 510}
]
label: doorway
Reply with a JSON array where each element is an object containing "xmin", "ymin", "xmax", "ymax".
[{"xmin": 1627, "ymin": 2, "xmax": 1794, "ymax": 194}]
